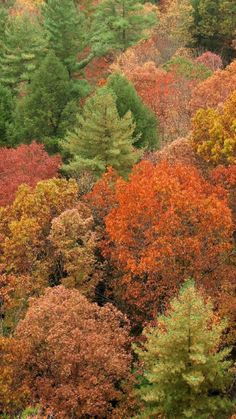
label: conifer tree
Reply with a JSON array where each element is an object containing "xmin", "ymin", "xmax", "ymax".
[
  {"xmin": 0, "ymin": 13, "xmax": 47, "ymax": 91},
  {"xmin": 10, "ymin": 52, "xmax": 79, "ymax": 151},
  {"xmin": 134, "ymin": 280, "xmax": 234, "ymax": 419},
  {"xmin": 42, "ymin": 0, "xmax": 87, "ymax": 75},
  {"xmin": 92, "ymin": 0, "xmax": 157, "ymax": 53},
  {"xmin": 0, "ymin": 84, "xmax": 14, "ymax": 147},
  {"xmin": 107, "ymin": 73, "xmax": 159, "ymax": 150},
  {"xmin": 62, "ymin": 88, "xmax": 140, "ymax": 178}
]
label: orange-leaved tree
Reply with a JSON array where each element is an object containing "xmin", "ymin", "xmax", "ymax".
[
  {"xmin": 104, "ymin": 161, "xmax": 235, "ymax": 326},
  {"xmin": 190, "ymin": 60, "xmax": 236, "ymax": 115}
]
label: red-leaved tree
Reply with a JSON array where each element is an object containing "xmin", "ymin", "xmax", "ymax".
[{"xmin": 0, "ymin": 142, "xmax": 61, "ymax": 207}]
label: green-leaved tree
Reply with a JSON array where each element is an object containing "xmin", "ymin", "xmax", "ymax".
[
  {"xmin": 92, "ymin": 0, "xmax": 157, "ymax": 53},
  {"xmin": 134, "ymin": 280, "xmax": 234, "ymax": 419},
  {"xmin": 9, "ymin": 52, "xmax": 81, "ymax": 151},
  {"xmin": 42, "ymin": 0, "xmax": 88, "ymax": 75},
  {"xmin": 62, "ymin": 88, "xmax": 140, "ymax": 178},
  {"xmin": 0, "ymin": 13, "xmax": 47, "ymax": 91},
  {"xmin": 107, "ymin": 73, "xmax": 159, "ymax": 150}
]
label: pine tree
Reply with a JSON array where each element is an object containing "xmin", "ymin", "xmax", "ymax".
[
  {"xmin": 134, "ymin": 280, "xmax": 234, "ymax": 419},
  {"xmin": 0, "ymin": 84, "xmax": 14, "ymax": 147},
  {"xmin": 62, "ymin": 88, "xmax": 140, "ymax": 178},
  {"xmin": 107, "ymin": 73, "xmax": 159, "ymax": 150},
  {"xmin": 42, "ymin": 0, "xmax": 87, "ymax": 75},
  {"xmin": 92, "ymin": 0, "xmax": 157, "ymax": 53},
  {"xmin": 0, "ymin": 13, "xmax": 47, "ymax": 91},
  {"xmin": 9, "ymin": 52, "xmax": 79, "ymax": 151}
]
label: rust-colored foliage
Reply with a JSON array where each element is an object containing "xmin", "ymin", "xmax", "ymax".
[
  {"xmin": 190, "ymin": 60, "xmax": 236, "ymax": 115},
  {"xmin": 0, "ymin": 142, "xmax": 61, "ymax": 207},
  {"xmin": 115, "ymin": 60, "xmax": 204, "ymax": 142},
  {"xmin": 14, "ymin": 286, "xmax": 131, "ymax": 418},
  {"xmin": 85, "ymin": 166, "xmax": 119, "ymax": 223},
  {"xmin": 104, "ymin": 161, "xmax": 235, "ymax": 325}
]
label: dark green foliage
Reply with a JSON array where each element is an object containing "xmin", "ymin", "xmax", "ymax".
[
  {"xmin": 62, "ymin": 88, "xmax": 140, "ymax": 178},
  {"xmin": 0, "ymin": 13, "xmax": 48, "ymax": 91},
  {"xmin": 190, "ymin": 0, "xmax": 236, "ymax": 62},
  {"xmin": 134, "ymin": 280, "xmax": 234, "ymax": 419},
  {"xmin": 0, "ymin": 84, "xmax": 14, "ymax": 147},
  {"xmin": 92, "ymin": 0, "xmax": 157, "ymax": 53},
  {"xmin": 107, "ymin": 73, "xmax": 159, "ymax": 150},
  {"xmin": 163, "ymin": 56, "xmax": 212, "ymax": 80},
  {"xmin": 9, "ymin": 52, "xmax": 81, "ymax": 151},
  {"xmin": 42, "ymin": 0, "xmax": 87, "ymax": 75}
]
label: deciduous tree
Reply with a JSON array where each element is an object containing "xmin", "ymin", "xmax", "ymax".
[
  {"xmin": 190, "ymin": 59, "xmax": 236, "ymax": 115},
  {"xmin": 191, "ymin": 90, "xmax": 236, "ymax": 165},
  {"xmin": 0, "ymin": 142, "xmax": 61, "ymax": 207},
  {"xmin": 14, "ymin": 286, "xmax": 132, "ymax": 418},
  {"xmin": 104, "ymin": 161, "xmax": 235, "ymax": 325}
]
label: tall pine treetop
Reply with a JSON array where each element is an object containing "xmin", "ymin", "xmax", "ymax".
[
  {"xmin": 91, "ymin": 0, "xmax": 157, "ymax": 53},
  {"xmin": 62, "ymin": 87, "xmax": 140, "ymax": 178},
  {"xmin": 42, "ymin": 0, "xmax": 87, "ymax": 75}
]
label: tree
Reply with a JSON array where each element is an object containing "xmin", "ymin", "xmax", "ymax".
[
  {"xmin": 48, "ymin": 203, "xmax": 97, "ymax": 293},
  {"xmin": 134, "ymin": 280, "xmax": 234, "ymax": 419},
  {"xmin": 42, "ymin": 0, "xmax": 86, "ymax": 75},
  {"xmin": 0, "ymin": 84, "xmax": 14, "ymax": 146},
  {"xmin": 0, "ymin": 178, "xmax": 78, "ymax": 281},
  {"xmin": 195, "ymin": 51, "xmax": 223, "ymax": 72},
  {"xmin": 107, "ymin": 72, "xmax": 159, "ymax": 150},
  {"xmin": 0, "ymin": 142, "xmax": 61, "ymax": 207},
  {"xmin": 0, "ymin": 13, "xmax": 47, "ymax": 91},
  {"xmin": 10, "ymin": 52, "xmax": 80, "ymax": 151},
  {"xmin": 190, "ymin": 60, "xmax": 236, "ymax": 116},
  {"xmin": 13, "ymin": 286, "xmax": 131, "ymax": 417},
  {"xmin": 119, "ymin": 60, "xmax": 204, "ymax": 143},
  {"xmin": 154, "ymin": 0, "xmax": 194, "ymax": 61},
  {"xmin": 92, "ymin": 0, "xmax": 157, "ymax": 53},
  {"xmin": 191, "ymin": 0, "xmax": 236, "ymax": 61},
  {"xmin": 163, "ymin": 56, "xmax": 212, "ymax": 80},
  {"xmin": 62, "ymin": 88, "xmax": 140, "ymax": 178},
  {"xmin": 191, "ymin": 90, "xmax": 236, "ymax": 165},
  {"xmin": 104, "ymin": 161, "xmax": 235, "ymax": 325}
]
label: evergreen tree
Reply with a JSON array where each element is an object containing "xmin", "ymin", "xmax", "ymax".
[
  {"xmin": 107, "ymin": 73, "xmax": 159, "ymax": 150},
  {"xmin": 0, "ymin": 84, "xmax": 14, "ymax": 147},
  {"xmin": 0, "ymin": 13, "xmax": 48, "ymax": 91},
  {"xmin": 134, "ymin": 280, "xmax": 234, "ymax": 419},
  {"xmin": 191, "ymin": 0, "xmax": 236, "ymax": 62},
  {"xmin": 62, "ymin": 88, "xmax": 140, "ymax": 178},
  {"xmin": 10, "ymin": 52, "xmax": 80, "ymax": 151},
  {"xmin": 92, "ymin": 0, "xmax": 157, "ymax": 53},
  {"xmin": 42, "ymin": 0, "xmax": 88, "ymax": 75}
]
